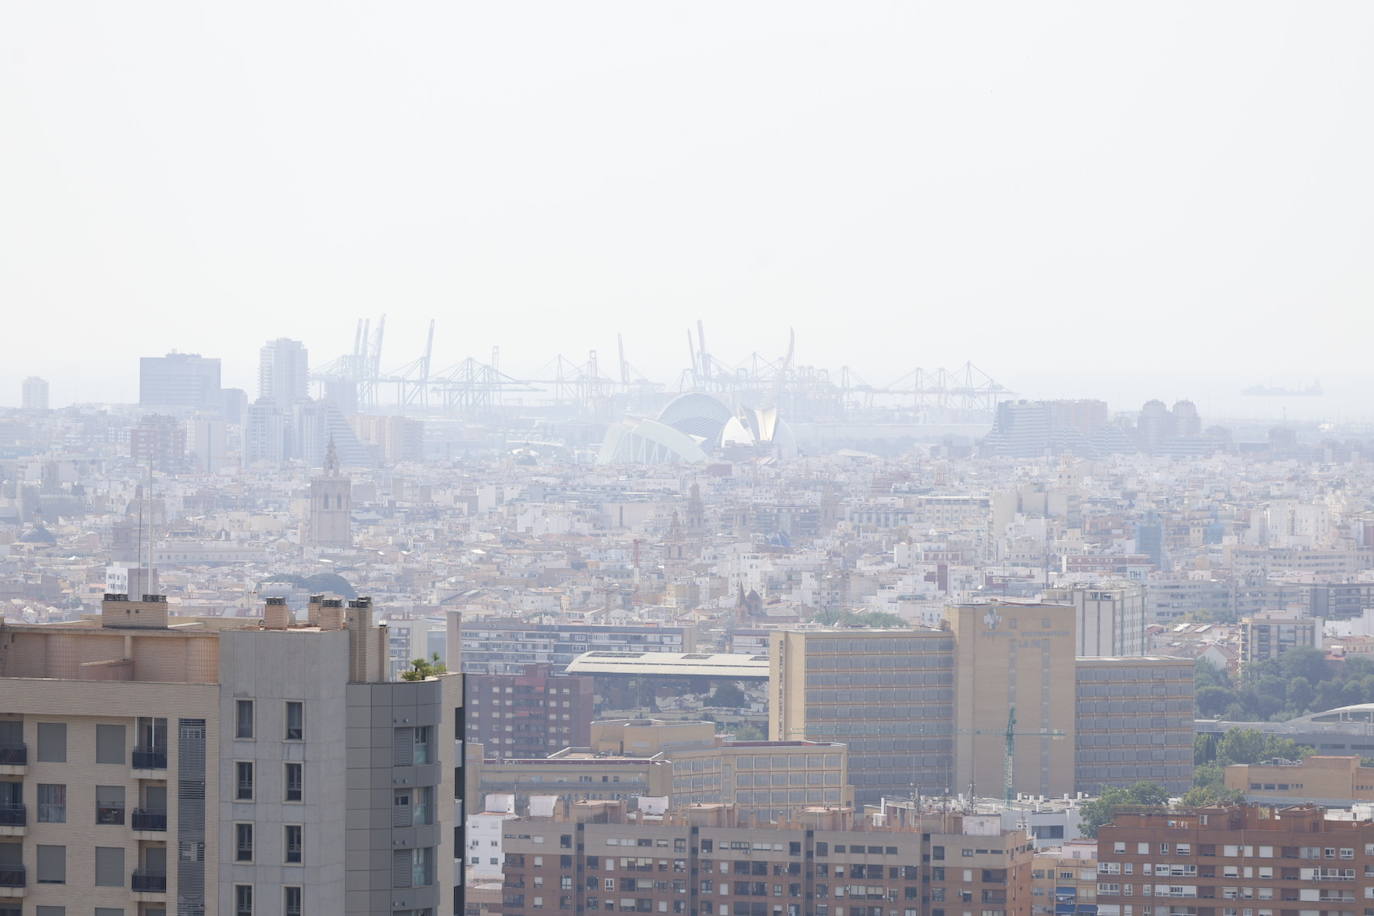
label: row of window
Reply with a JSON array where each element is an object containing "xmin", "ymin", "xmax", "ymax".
[
  {"xmin": 235, "ymin": 761, "xmax": 304, "ymax": 802},
  {"xmin": 25, "ymin": 720, "xmax": 165, "ymax": 765},
  {"xmin": 232, "ymin": 885, "xmax": 303, "ymax": 916},
  {"xmin": 234, "ymin": 822, "xmax": 305, "ymax": 864},
  {"xmin": 234, "ymin": 700, "xmax": 304, "ymax": 741}
]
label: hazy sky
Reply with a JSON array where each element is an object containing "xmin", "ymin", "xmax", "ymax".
[{"xmin": 3, "ymin": 2, "xmax": 1372, "ymax": 415}]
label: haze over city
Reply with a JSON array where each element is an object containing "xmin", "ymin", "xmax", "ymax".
[
  {"xmin": 5, "ymin": 2, "xmax": 1374, "ymax": 415},
  {"xmin": 6, "ymin": 4, "xmax": 1374, "ymax": 916}
]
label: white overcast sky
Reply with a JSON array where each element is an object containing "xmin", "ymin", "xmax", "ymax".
[{"xmin": 2, "ymin": 2, "xmax": 1372, "ymax": 415}]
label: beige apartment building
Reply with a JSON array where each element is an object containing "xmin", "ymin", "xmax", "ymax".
[{"xmin": 0, "ymin": 593, "xmax": 464, "ymax": 916}]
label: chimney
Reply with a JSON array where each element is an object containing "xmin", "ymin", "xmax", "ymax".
[
  {"xmin": 318, "ymin": 598, "xmax": 345, "ymax": 631},
  {"xmin": 307, "ymin": 594, "xmax": 325, "ymax": 627},
  {"xmin": 263, "ymin": 596, "xmax": 292, "ymax": 629}
]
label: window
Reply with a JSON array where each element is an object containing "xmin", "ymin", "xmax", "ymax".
[
  {"xmin": 94, "ymin": 846, "xmax": 124, "ymax": 886},
  {"xmin": 95, "ymin": 724, "xmax": 126, "ymax": 765},
  {"xmin": 36, "ymin": 723, "xmax": 66, "ymax": 762},
  {"xmin": 36, "ymin": 844, "xmax": 65, "ymax": 883},
  {"xmin": 393, "ymin": 847, "xmax": 435, "ymax": 887},
  {"xmin": 96, "ymin": 785, "xmax": 125, "ymax": 825},
  {"xmin": 284, "ymin": 886, "xmax": 302, "ymax": 916},
  {"xmin": 235, "ymin": 884, "xmax": 253, "ymax": 916},
  {"xmin": 236, "ymin": 700, "xmax": 254, "ymax": 739},
  {"xmin": 394, "ymin": 726, "xmax": 433, "ymax": 766},
  {"xmin": 36, "ymin": 907, "xmax": 66, "ymax": 916},
  {"xmin": 285, "ymin": 702, "xmax": 304, "ymax": 740},
  {"xmin": 236, "ymin": 822, "xmax": 254, "ymax": 862},
  {"xmin": 95, "ymin": 910, "xmax": 124, "ymax": 916},
  {"xmin": 37, "ymin": 784, "xmax": 65, "ymax": 823},
  {"xmin": 236, "ymin": 762, "xmax": 254, "ymax": 800},
  {"xmin": 285, "ymin": 762, "xmax": 303, "ymax": 802},
  {"xmin": 285, "ymin": 824, "xmax": 303, "ymax": 864}
]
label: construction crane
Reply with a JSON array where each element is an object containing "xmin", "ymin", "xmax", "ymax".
[{"xmin": 947, "ymin": 707, "xmax": 1066, "ymax": 805}]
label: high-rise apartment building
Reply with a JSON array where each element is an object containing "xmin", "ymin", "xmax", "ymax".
[
  {"xmin": 0, "ymin": 592, "xmax": 464, "ymax": 916},
  {"xmin": 1241, "ymin": 613, "xmax": 1322, "ymax": 670},
  {"xmin": 20, "ymin": 377, "xmax": 48, "ymax": 411},
  {"xmin": 1096, "ymin": 804, "xmax": 1374, "ymax": 916},
  {"xmin": 464, "ymin": 664, "xmax": 595, "ymax": 760},
  {"xmin": 139, "ymin": 353, "xmax": 222, "ymax": 411},
  {"xmin": 242, "ymin": 400, "xmax": 287, "ymax": 466},
  {"xmin": 1045, "ymin": 583, "xmax": 1148, "ymax": 657},
  {"xmin": 129, "ymin": 414, "xmax": 187, "ymax": 472},
  {"xmin": 499, "ymin": 801, "xmax": 1034, "ymax": 916},
  {"xmin": 258, "ymin": 338, "xmax": 309, "ymax": 412}
]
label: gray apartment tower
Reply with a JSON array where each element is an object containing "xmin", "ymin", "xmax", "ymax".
[{"xmin": 0, "ymin": 593, "xmax": 464, "ymax": 916}]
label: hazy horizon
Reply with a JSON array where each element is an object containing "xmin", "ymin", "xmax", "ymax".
[{"xmin": 4, "ymin": 2, "xmax": 1372, "ymax": 416}]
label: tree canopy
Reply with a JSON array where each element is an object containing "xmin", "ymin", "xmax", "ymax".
[
  {"xmin": 1195, "ymin": 650, "xmax": 1374, "ymax": 721},
  {"xmin": 1079, "ymin": 782, "xmax": 1171, "ymax": 837}
]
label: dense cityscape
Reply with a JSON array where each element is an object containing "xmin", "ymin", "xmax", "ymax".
[{"xmin": 3, "ymin": 332, "xmax": 1374, "ymax": 916}]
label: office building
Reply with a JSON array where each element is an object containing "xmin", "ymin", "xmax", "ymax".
[
  {"xmin": 1045, "ymin": 583, "xmax": 1147, "ymax": 657},
  {"xmin": 305, "ymin": 441, "xmax": 352, "ymax": 548},
  {"xmin": 1242, "ymin": 613, "xmax": 1322, "ymax": 670},
  {"xmin": 465, "ymin": 664, "xmax": 596, "ymax": 760},
  {"xmin": 258, "ymin": 338, "xmax": 309, "ymax": 412},
  {"xmin": 1225, "ymin": 756, "xmax": 1374, "ymax": 807},
  {"xmin": 772, "ymin": 604, "xmax": 1193, "ymax": 804},
  {"xmin": 1096, "ymin": 804, "xmax": 1374, "ymax": 916},
  {"xmin": 1074, "ymin": 656, "xmax": 1195, "ymax": 795},
  {"xmin": 0, "ymin": 592, "xmax": 464, "ymax": 916},
  {"xmin": 499, "ymin": 801, "xmax": 1033, "ymax": 916},
  {"xmin": 20, "ymin": 377, "xmax": 48, "ymax": 411},
  {"xmin": 459, "ymin": 620, "xmax": 695, "ymax": 675},
  {"xmin": 139, "ymin": 353, "xmax": 222, "ymax": 411},
  {"xmin": 771, "ymin": 627, "xmax": 956, "ymax": 803},
  {"xmin": 949, "ymin": 602, "xmax": 1078, "ymax": 800}
]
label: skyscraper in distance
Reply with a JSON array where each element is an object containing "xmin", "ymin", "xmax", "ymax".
[
  {"xmin": 258, "ymin": 338, "xmax": 309, "ymax": 412},
  {"xmin": 20, "ymin": 376, "xmax": 48, "ymax": 410}
]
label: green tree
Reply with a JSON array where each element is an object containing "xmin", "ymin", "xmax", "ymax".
[
  {"xmin": 705, "ymin": 683, "xmax": 748, "ymax": 707},
  {"xmin": 1214, "ymin": 728, "xmax": 1308, "ymax": 765},
  {"xmin": 1196, "ymin": 686, "xmax": 1237, "ymax": 718},
  {"xmin": 1179, "ymin": 783, "xmax": 1244, "ymax": 808},
  {"xmin": 1079, "ymin": 782, "xmax": 1170, "ymax": 838},
  {"xmin": 401, "ymin": 653, "xmax": 446, "ymax": 681}
]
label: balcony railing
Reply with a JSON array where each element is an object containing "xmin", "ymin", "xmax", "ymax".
[
  {"xmin": 0, "ymin": 805, "xmax": 24, "ymax": 827},
  {"xmin": 132, "ymin": 747, "xmax": 167, "ymax": 769},
  {"xmin": 0, "ymin": 866, "xmax": 23, "ymax": 887},
  {"xmin": 131, "ymin": 869, "xmax": 167, "ymax": 892},
  {"xmin": 0, "ymin": 746, "xmax": 25, "ymax": 766},
  {"xmin": 132, "ymin": 808, "xmax": 167, "ymax": 831}
]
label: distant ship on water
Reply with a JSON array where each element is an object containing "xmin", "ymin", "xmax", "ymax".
[{"xmin": 1242, "ymin": 380, "xmax": 1323, "ymax": 397}]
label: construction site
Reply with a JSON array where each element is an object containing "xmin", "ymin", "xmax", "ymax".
[{"xmin": 310, "ymin": 317, "xmax": 1012, "ymax": 458}]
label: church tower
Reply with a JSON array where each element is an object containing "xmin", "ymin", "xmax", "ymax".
[{"xmin": 307, "ymin": 439, "xmax": 352, "ymax": 548}]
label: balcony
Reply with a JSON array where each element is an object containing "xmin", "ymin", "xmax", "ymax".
[
  {"xmin": 0, "ymin": 866, "xmax": 22, "ymax": 888},
  {"xmin": 0, "ymin": 747, "xmax": 24, "ymax": 767},
  {"xmin": 132, "ymin": 747, "xmax": 167, "ymax": 770},
  {"xmin": 0, "ymin": 807, "xmax": 22, "ymax": 828},
  {"xmin": 132, "ymin": 808, "xmax": 167, "ymax": 831},
  {"xmin": 131, "ymin": 869, "xmax": 167, "ymax": 892}
]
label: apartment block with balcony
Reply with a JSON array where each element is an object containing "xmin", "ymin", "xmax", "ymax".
[
  {"xmin": 0, "ymin": 592, "xmax": 464, "ymax": 916},
  {"xmin": 1095, "ymin": 804, "xmax": 1374, "ymax": 916}
]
